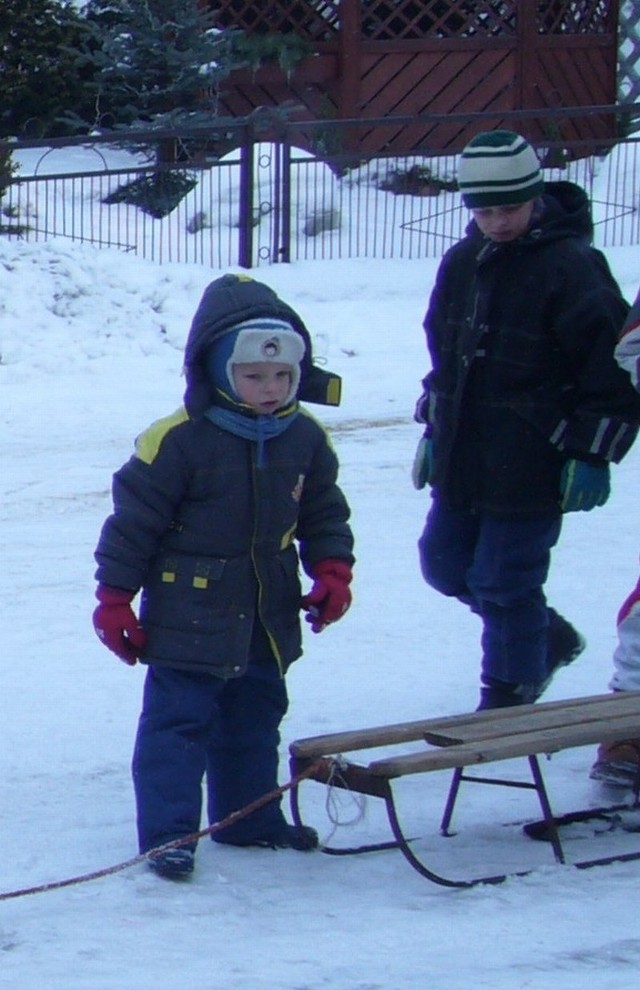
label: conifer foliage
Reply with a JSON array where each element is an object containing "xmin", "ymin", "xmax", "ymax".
[
  {"xmin": 0, "ymin": 0, "xmax": 90, "ymax": 138},
  {"xmin": 81, "ymin": 0, "xmax": 239, "ymax": 130}
]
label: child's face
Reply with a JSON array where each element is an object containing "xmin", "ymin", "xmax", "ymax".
[
  {"xmin": 471, "ymin": 200, "xmax": 535, "ymax": 242},
  {"xmin": 232, "ymin": 361, "xmax": 294, "ymax": 413}
]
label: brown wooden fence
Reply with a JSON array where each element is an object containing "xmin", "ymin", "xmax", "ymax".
[{"xmin": 209, "ymin": 1, "xmax": 621, "ymax": 155}]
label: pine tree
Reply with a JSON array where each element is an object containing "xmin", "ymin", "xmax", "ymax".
[
  {"xmin": 77, "ymin": 2, "xmax": 245, "ymax": 216},
  {"xmin": 81, "ymin": 0, "xmax": 240, "ymax": 130},
  {"xmin": 0, "ymin": 0, "xmax": 91, "ymax": 138}
]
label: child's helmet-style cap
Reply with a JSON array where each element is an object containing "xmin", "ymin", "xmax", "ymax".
[
  {"xmin": 207, "ymin": 318, "xmax": 305, "ymax": 406},
  {"xmin": 184, "ymin": 274, "xmax": 342, "ymax": 417}
]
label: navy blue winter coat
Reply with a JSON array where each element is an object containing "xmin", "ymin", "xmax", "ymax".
[
  {"xmin": 422, "ymin": 181, "xmax": 640, "ymax": 515},
  {"xmin": 95, "ymin": 276, "xmax": 354, "ymax": 677}
]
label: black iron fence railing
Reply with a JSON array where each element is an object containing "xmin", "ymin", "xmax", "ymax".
[{"xmin": 2, "ymin": 106, "xmax": 640, "ymax": 269}]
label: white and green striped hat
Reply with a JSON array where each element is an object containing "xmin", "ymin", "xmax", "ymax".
[{"xmin": 457, "ymin": 130, "xmax": 544, "ymax": 208}]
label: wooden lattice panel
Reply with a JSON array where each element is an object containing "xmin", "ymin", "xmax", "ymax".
[
  {"xmin": 361, "ymin": 0, "xmax": 517, "ymax": 39},
  {"xmin": 214, "ymin": 1, "xmax": 620, "ymax": 156},
  {"xmin": 619, "ymin": 1, "xmax": 640, "ymax": 102},
  {"xmin": 211, "ymin": 0, "xmax": 340, "ymax": 40},
  {"xmin": 536, "ymin": 0, "xmax": 612, "ymax": 35}
]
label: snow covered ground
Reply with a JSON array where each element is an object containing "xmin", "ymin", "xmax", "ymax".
[{"xmin": 2, "ymin": 148, "xmax": 640, "ymax": 989}]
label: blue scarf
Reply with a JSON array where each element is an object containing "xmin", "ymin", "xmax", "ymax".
[{"xmin": 204, "ymin": 405, "xmax": 299, "ymax": 468}]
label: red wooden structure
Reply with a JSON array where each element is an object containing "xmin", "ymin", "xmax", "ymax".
[{"xmin": 208, "ymin": 1, "xmax": 620, "ymax": 155}]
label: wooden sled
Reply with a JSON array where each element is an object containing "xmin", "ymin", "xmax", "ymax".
[{"xmin": 289, "ymin": 692, "xmax": 640, "ymax": 888}]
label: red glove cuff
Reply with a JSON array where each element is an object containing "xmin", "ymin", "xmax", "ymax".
[
  {"xmin": 311, "ymin": 559, "xmax": 353, "ymax": 583},
  {"xmin": 95, "ymin": 584, "xmax": 136, "ymax": 605}
]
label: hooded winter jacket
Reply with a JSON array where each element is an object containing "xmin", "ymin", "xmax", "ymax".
[
  {"xmin": 422, "ymin": 181, "xmax": 640, "ymax": 515},
  {"xmin": 95, "ymin": 276, "xmax": 354, "ymax": 677}
]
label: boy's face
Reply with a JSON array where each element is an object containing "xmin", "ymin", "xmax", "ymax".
[
  {"xmin": 233, "ymin": 361, "xmax": 293, "ymax": 413},
  {"xmin": 470, "ymin": 199, "xmax": 535, "ymax": 242}
]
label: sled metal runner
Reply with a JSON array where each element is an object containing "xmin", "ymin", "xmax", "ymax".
[{"xmin": 288, "ymin": 692, "xmax": 640, "ymax": 888}]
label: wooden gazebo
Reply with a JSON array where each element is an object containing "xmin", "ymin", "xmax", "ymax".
[{"xmin": 209, "ymin": 1, "xmax": 620, "ymax": 155}]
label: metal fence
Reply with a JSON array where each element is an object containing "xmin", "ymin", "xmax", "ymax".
[{"xmin": 2, "ymin": 107, "xmax": 640, "ymax": 269}]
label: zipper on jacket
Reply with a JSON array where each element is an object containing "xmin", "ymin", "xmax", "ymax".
[{"xmin": 250, "ymin": 455, "xmax": 285, "ymax": 677}]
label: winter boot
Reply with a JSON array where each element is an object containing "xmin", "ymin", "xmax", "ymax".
[
  {"xmin": 214, "ymin": 822, "xmax": 319, "ymax": 851},
  {"xmin": 589, "ymin": 739, "xmax": 640, "ymax": 789},
  {"xmin": 477, "ymin": 678, "xmax": 534, "ymax": 710},
  {"xmin": 147, "ymin": 847, "xmax": 195, "ymax": 879},
  {"xmin": 534, "ymin": 608, "xmax": 586, "ymax": 700}
]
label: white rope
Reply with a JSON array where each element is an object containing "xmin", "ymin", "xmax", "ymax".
[{"xmin": 320, "ymin": 755, "xmax": 367, "ymax": 848}]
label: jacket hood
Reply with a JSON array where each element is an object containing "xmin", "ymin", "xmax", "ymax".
[
  {"xmin": 465, "ymin": 180, "xmax": 594, "ymax": 248},
  {"xmin": 183, "ymin": 274, "xmax": 342, "ymax": 417},
  {"xmin": 536, "ymin": 180, "xmax": 594, "ymax": 244}
]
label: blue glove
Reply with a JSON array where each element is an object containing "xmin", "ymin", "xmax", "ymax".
[
  {"xmin": 412, "ymin": 436, "xmax": 435, "ymax": 490},
  {"xmin": 560, "ymin": 459, "xmax": 610, "ymax": 512},
  {"xmin": 413, "ymin": 381, "xmax": 432, "ymax": 424}
]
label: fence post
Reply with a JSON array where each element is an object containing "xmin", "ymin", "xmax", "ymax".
[
  {"xmin": 238, "ymin": 123, "xmax": 255, "ymax": 268},
  {"xmin": 280, "ymin": 138, "xmax": 292, "ymax": 263},
  {"xmin": 339, "ymin": 0, "xmax": 362, "ymax": 122},
  {"xmin": 270, "ymin": 140, "xmax": 282, "ymax": 263},
  {"xmin": 269, "ymin": 140, "xmax": 291, "ymax": 264}
]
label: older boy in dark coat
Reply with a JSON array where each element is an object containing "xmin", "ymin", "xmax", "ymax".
[
  {"xmin": 413, "ymin": 130, "xmax": 640, "ymax": 710},
  {"xmin": 93, "ymin": 274, "xmax": 354, "ymax": 878}
]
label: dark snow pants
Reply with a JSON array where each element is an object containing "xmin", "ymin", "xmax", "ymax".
[
  {"xmin": 418, "ymin": 501, "xmax": 562, "ymax": 691},
  {"xmin": 132, "ymin": 648, "xmax": 289, "ymax": 854}
]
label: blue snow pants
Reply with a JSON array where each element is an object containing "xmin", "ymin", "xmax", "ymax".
[
  {"xmin": 418, "ymin": 501, "xmax": 562, "ymax": 690},
  {"xmin": 132, "ymin": 639, "xmax": 289, "ymax": 853}
]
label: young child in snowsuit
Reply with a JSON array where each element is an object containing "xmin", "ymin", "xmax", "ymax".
[
  {"xmin": 412, "ymin": 130, "xmax": 640, "ymax": 711},
  {"xmin": 92, "ymin": 274, "xmax": 354, "ymax": 879},
  {"xmin": 590, "ymin": 286, "xmax": 640, "ymax": 787}
]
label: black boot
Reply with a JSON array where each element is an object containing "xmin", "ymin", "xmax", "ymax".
[
  {"xmin": 534, "ymin": 608, "xmax": 586, "ymax": 700},
  {"xmin": 477, "ymin": 678, "xmax": 536, "ymax": 711},
  {"xmin": 214, "ymin": 822, "xmax": 319, "ymax": 851}
]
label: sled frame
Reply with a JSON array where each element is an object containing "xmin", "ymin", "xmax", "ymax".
[{"xmin": 288, "ymin": 692, "xmax": 640, "ymax": 888}]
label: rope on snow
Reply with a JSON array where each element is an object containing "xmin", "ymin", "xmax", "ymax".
[{"xmin": 0, "ymin": 760, "xmax": 324, "ymax": 902}]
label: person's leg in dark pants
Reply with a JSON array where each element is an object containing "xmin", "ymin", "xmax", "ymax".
[
  {"xmin": 418, "ymin": 500, "xmax": 480, "ymax": 607},
  {"xmin": 206, "ymin": 659, "xmax": 290, "ymax": 845},
  {"xmin": 467, "ymin": 513, "xmax": 563, "ymax": 707},
  {"xmin": 132, "ymin": 665, "xmax": 225, "ymax": 854},
  {"xmin": 419, "ymin": 502, "xmax": 573, "ymax": 708}
]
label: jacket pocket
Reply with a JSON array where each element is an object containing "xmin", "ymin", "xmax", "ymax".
[
  {"xmin": 141, "ymin": 554, "xmax": 254, "ymax": 630},
  {"xmin": 139, "ymin": 554, "xmax": 255, "ymax": 674}
]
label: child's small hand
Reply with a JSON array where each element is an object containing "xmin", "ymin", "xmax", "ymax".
[
  {"xmin": 92, "ymin": 584, "xmax": 147, "ymax": 665},
  {"xmin": 301, "ymin": 560, "xmax": 352, "ymax": 633}
]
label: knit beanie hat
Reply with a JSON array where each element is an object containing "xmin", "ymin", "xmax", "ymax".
[
  {"xmin": 457, "ymin": 130, "xmax": 544, "ymax": 208},
  {"xmin": 206, "ymin": 317, "xmax": 305, "ymax": 409}
]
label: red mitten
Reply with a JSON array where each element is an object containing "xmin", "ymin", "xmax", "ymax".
[
  {"xmin": 92, "ymin": 584, "xmax": 146, "ymax": 666},
  {"xmin": 301, "ymin": 560, "xmax": 352, "ymax": 633}
]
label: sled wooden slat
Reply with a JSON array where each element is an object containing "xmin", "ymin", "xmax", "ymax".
[
  {"xmin": 371, "ymin": 712, "xmax": 640, "ymax": 778},
  {"xmin": 288, "ymin": 692, "xmax": 640, "ymax": 888},
  {"xmin": 289, "ymin": 692, "xmax": 640, "ymax": 761}
]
